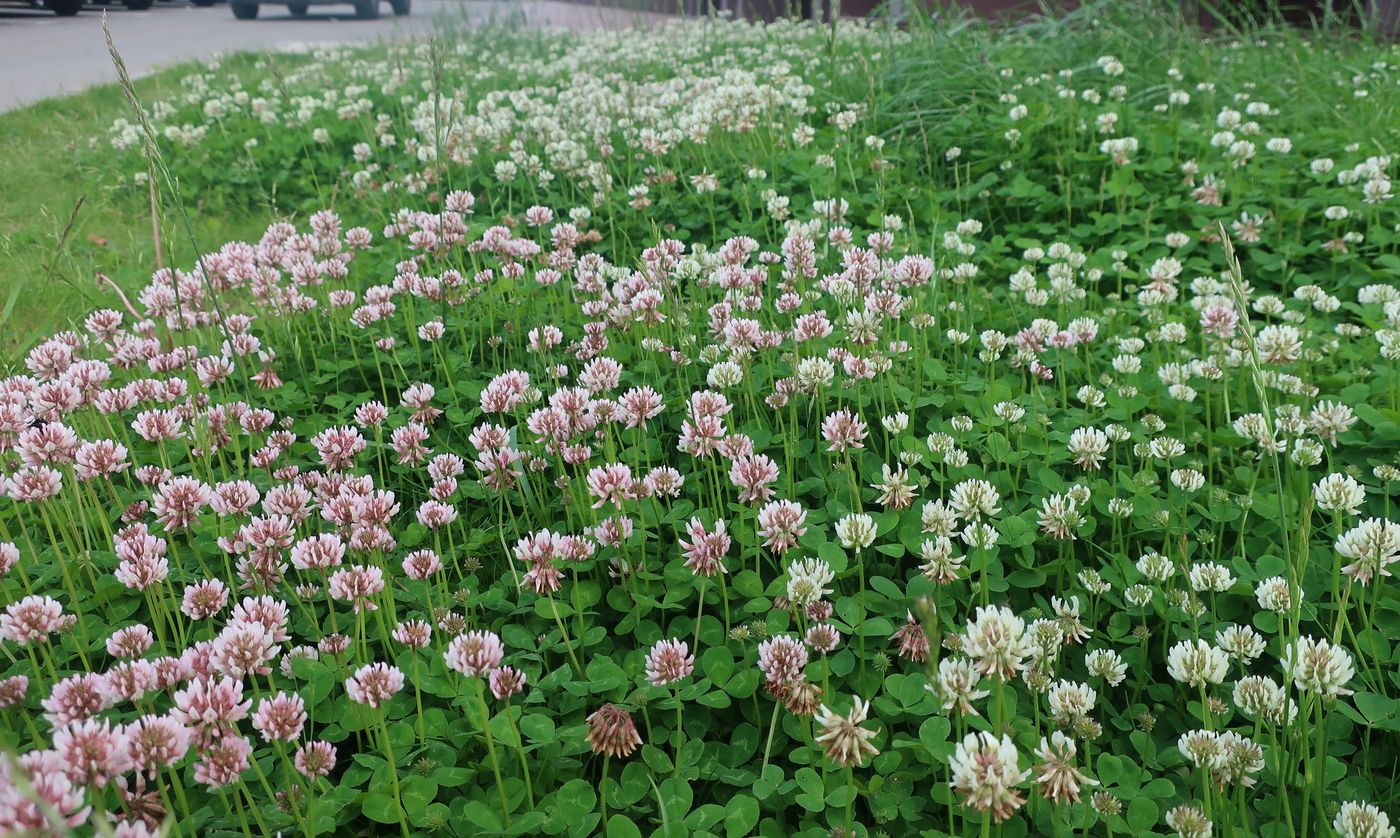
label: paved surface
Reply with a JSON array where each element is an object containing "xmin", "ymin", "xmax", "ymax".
[{"xmin": 0, "ymin": 0, "xmax": 666, "ymax": 111}]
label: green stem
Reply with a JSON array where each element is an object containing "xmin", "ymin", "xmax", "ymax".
[
  {"xmin": 547, "ymin": 591, "xmax": 584, "ymax": 678},
  {"xmin": 673, "ymin": 684, "xmax": 685, "ymax": 779},
  {"xmin": 1313, "ymin": 698, "xmax": 1328, "ymax": 833},
  {"xmin": 760, "ymin": 699, "xmax": 782, "ymax": 775},
  {"xmin": 845, "ymin": 765, "xmax": 856, "ymax": 835},
  {"xmin": 600, "ymin": 753, "xmax": 611, "ymax": 831},
  {"xmin": 477, "ymin": 678, "xmax": 512, "ymax": 826},
  {"xmin": 504, "ymin": 702, "xmax": 536, "ymax": 808},
  {"xmin": 379, "ymin": 716, "xmax": 411, "ymax": 838}
]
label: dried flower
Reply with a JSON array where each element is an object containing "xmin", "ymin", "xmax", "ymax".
[
  {"xmin": 586, "ymin": 704, "xmax": 641, "ymax": 758},
  {"xmin": 813, "ymin": 696, "xmax": 880, "ymax": 768}
]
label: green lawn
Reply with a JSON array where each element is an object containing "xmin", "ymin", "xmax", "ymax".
[
  {"xmin": 0, "ymin": 62, "xmax": 274, "ymax": 358},
  {"xmin": 0, "ymin": 9, "xmax": 1398, "ymax": 834}
]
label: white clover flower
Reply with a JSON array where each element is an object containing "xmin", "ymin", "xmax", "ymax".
[
  {"xmin": 1167, "ymin": 639, "xmax": 1229, "ymax": 687},
  {"xmin": 706, "ymin": 360, "xmax": 744, "ymax": 389},
  {"xmin": 1335, "ymin": 518, "xmax": 1400, "ymax": 585},
  {"xmin": 1068, "ymin": 427, "xmax": 1109, "ymax": 471},
  {"xmin": 1293, "ymin": 439, "xmax": 1325, "ymax": 467},
  {"xmin": 785, "ymin": 558, "xmax": 834, "ymax": 607},
  {"xmin": 795, "ymin": 357, "xmax": 836, "ymax": 393},
  {"xmin": 881, "ymin": 412, "xmax": 909, "ymax": 434},
  {"xmin": 1046, "ymin": 680, "xmax": 1097, "ymax": 725},
  {"xmin": 1170, "ymin": 468, "xmax": 1205, "ymax": 493},
  {"xmin": 1334, "ymin": 801, "xmax": 1396, "ymax": 838},
  {"xmin": 1282, "ymin": 636, "xmax": 1355, "ymax": 698},
  {"xmin": 961, "ymin": 522, "xmax": 1000, "ymax": 551},
  {"xmin": 1254, "ymin": 576, "xmax": 1295, "ymax": 613},
  {"xmin": 1177, "ymin": 729, "xmax": 1222, "ymax": 769},
  {"xmin": 1233, "ymin": 675, "xmax": 1297, "ymax": 724},
  {"xmin": 835, "ymin": 514, "xmax": 876, "ymax": 551},
  {"xmin": 950, "ymin": 731, "xmax": 1029, "ymax": 823},
  {"xmin": 1188, "ymin": 562, "xmax": 1235, "ymax": 593},
  {"xmin": 1037, "ymin": 494, "xmax": 1084, "ymax": 541},
  {"xmin": 1085, "ymin": 649, "xmax": 1127, "ymax": 686},
  {"xmin": 1314, "ymin": 473, "xmax": 1367, "ymax": 516},
  {"xmin": 1107, "ymin": 498, "xmax": 1134, "ymax": 519},
  {"xmin": 1215, "ymin": 625, "xmax": 1266, "ymax": 662},
  {"xmin": 964, "ymin": 606, "xmax": 1031, "ymax": 682},
  {"xmin": 930, "ymin": 656, "xmax": 987, "ymax": 714},
  {"xmin": 950, "ymin": 479, "xmax": 1001, "ymax": 520},
  {"xmin": 921, "ymin": 500, "xmax": 958, "ymax": 537},
  {"xmin": 992, "ymin": 402, "xmax": 1024, "ymax": 423}
]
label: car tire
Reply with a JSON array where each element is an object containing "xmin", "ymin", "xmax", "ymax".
[
  {"xmin": 288, "ymin": 2, "xmax": 307, "ymax": 13},
  {"xmin": 231, "ymin": 1, "xmax": 258, "ymax": 17},
  {"xmin": 353, "ymin": 0, "xmax": 378, "ymax": 18},
  {"xmin": 389, "ymin": 0, "xmax": 408, "ymax": 14},
  {"xmin": 124, "ymin": 0, "xmax": 153, "ymax": 9},
  {"xmin": 47, "ymin": 0, "xmax": 82, "ymax": 14}
]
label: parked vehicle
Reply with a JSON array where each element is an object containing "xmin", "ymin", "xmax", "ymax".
[
  {"xmin": 37, "ymin": 0, "xmax": 82, "ymax": 15},
  {"xmin": 23, "ymin": 0, "xmax": 216, "ymax": 14},
  {"xmin": 36, "ymin": 0, "xmax": 156, "ymax": 12},
  {"xmin": 231, "ymin": 0, "xmax": 407, "ymax": 18}
]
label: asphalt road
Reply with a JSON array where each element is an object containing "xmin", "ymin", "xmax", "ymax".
[{"xmin": 0, "ymin": 0, "xmax": 662, "ymax": 111}]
